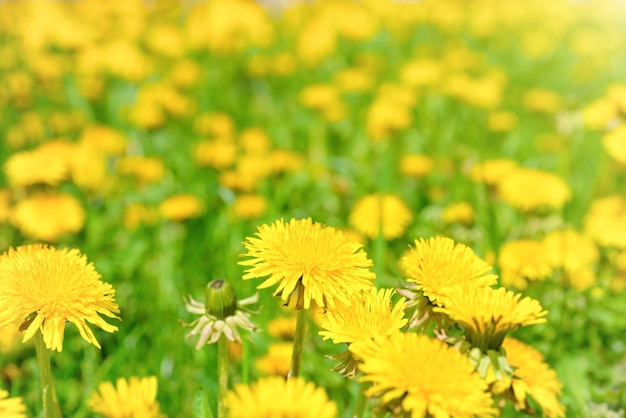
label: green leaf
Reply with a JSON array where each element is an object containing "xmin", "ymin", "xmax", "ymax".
[{"xmin": 192, "ymin": 387, "xmax": 214, "ymax": 418}]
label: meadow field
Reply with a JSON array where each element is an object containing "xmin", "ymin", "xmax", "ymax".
[{"xmin": 0, "ymin": 0, "xmax": 626, "ymax": 417}]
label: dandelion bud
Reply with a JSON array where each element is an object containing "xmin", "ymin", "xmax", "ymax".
[{"xmin": 204, "ymin": 279, "xmax": 237, "ymax": 320}]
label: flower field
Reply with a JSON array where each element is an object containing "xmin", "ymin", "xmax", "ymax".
[{"xmin": 1, "ymin": 0, "xmax": 626, "ymax": 417}]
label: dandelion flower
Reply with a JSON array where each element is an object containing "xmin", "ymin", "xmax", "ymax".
[
  {"xmin": 88, "ymin": 376, "xmax": 163, "ymax": 418},
  {"xmin": 117, "ymin": 156, "xmax": 165, "ymax": 185},
  {"xmin": 502, "ymin": 338, "xmax": 565, "ymax": 418},
  {"xmin": 158, "ymin": 194, "xmax": 204, "ymax": 221},
  {"xmin": 497, "ymin": 168, "xmax": 571, "ymax": 211},
  {"xmin": 402, "ymin": 237, "xmax": 497, "ymax": 306},
  {"xmin": 255, "ymin": 342, "xmax": 292, "ymax": 377},
  {"xmin": 11, "ymin": 193, "xmax": 85, "ymax": 242},
  {"xmin": 319, "ymin": 287, "xmax": 407, "ymax": 377},
  {"xmin": 0, "ymin": 245, "xmax": 120, "ymax": 352},
  {"xmin": 542, "ymin": 229, "xmax": 599, "ymax": 272},
  {"xmin": 319, "ymin": 288, "xmax": 407, "ymax": 345},
  {"xmin": 442, "ymin": 202, "xmax": 475, "ymax": 224},
  {"xmin": 433, "ymin": 286, "xmax": 547, "ymax": 351},
  {"xmin": 240, "ymin": 218, "xmax": 375, "ymax": 309},
  {"xmin": 351, "ymin": 333, "xmax": 497, "ymax": 418},
  {"xmin": 267, "ymin": 316, "xmax": 297, "ymax": 340},
  {"xmin": 469, "ymin": 158, "xmax": 519, "ymax": 187},
  {"xmin": 399, "ymin": 154, "xmax": 435, "ymax": 178},
  {"xmin": 584, "ymin": 195, "xmax": 626, "ymax": 248},
  {"xmin": 224, "ymin": 376, "xmax": 337, "ymax": 418},
  {"xmin": 498, "ymin": 239, "xmax": 553, "ymax": 289},
  {"xmin": 232, "ymin": 194, "xmax": 267, "ymax": 220},
  {"xmin": 349, "ymin": 193, "xmax": 413, "ymax": 240},
  {"xmin": 182, "ymin": 279, "xmax": 258, "ymax": 348},
  {"xmin": 602, "ymin": 123, "xmax": 626, "ymax": 165},
  {"xmin": 3, "ymin": 147, "xmax": 68, "ymax": 188},
  {"xmin": 0, "ymin": 389, "xmax": 26, "ymax": 418}
]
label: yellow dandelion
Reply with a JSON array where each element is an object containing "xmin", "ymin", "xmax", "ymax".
[
  {"xmin": 0, "ymin": 189, "xmax": 11, "ymax": 224},
  {"xmin": 502, "ymin": 338, "xmax": 565, "ymax": 418},
  {"xmin": 117, "ymin": 156, "xmax": 165, "ymax": 185},
  {"xmin": 319, "ymin": 287, "xmax": 407, "ymax": 378},
  {"xmin": 488, "ymin": 110, "xmax": 518, "ymax": 132},
  {"xmin": 224, "ymin": 376, "xmax": 337, "ymax": 418},
  {"xmin": 123, "ymin": 203, "xmax": 158, "ymax": 231},
  {"xmin": 3, "ymin": 147, "xmax": 68, "ymax": 188},
  {"xmin": 442, "ymin": 201, "xmax": 475, "ymax": 224},
  {"xmin": 399, "ymin": 154, "xmax": 435, "ymax": 178},
  {"xmin": 0, "ymin": 389, "xmax": 26, "ymax": 418},
  {"xmin": 543, "ymin": 229, "xmax": 599, "ymax": 272},
  {"xmin": 584, "ymin": 195, "xmax": 626, "ymax": 248},
  {"xmin": 349, "ymin": 193, "xmax": 413, "ymax": 240},
  {"xmin": 158, "ymin": 194, "xmax": 204, "ymax": 221},
  {"xmin": 0, "ymin": 245, "xmax": 119, "ymax": 352},
  {"xmin": 268, "ymin": 149, "xmax": 305, "ymax": 174},
  {"xmin": 194, "ymin": 112, "xmax": 235, "ymax": 138},
  {"xmin": 433, "ymin": 286, "xmax": 547, "ymax": 351},
  {"xmin": 255, "ymin": 342, "xmax": 292, "ymax": 377},
  {"xmin": 78, "ymin": 125, "xmax": 127, "ymax": 156},
  {"xmin": 403, "ymin": 237, "xmax": 497, "ymax": 306},
  {"xmin": 469, "ymin": 158, "xmax": 519, "ymax": 187},
  {"xmin": 522, "ymin": 89, "xmax": 563, "ymax": 114},
  {"xmin": 267, "ymin": 316, "xmax": 297, "ymax": 340},
  {"xmin": 351, "ymin": 333, "xmax": 497, "ymax": 418},
  {"xmin": 194, "ymin": 139, "xmax": 237, "ymax": 170},
  {"xmin": 498, "ymin": 239, "xmax": 553, "ymax": 290},
  {"xmin": 498, "ymin": 168, "xmax": 571, "ymax": 211},
  {"xmin": 232, "ymin": 194, "xmax": 267, "ymax": 220},
  {"xmin": 319, "ymin": 287, "xmax": 407, "ymax": 345},
  {"xmin": 11, "ymin": 193, "xmax": 85, "ymax": 242},
  {"xmin": 602, "ymin": 123, "xmax": 626, "ymax": 165},
  {"xmin": 88, "ymin": 376, "xmax": 163, "ymax": 418},
  {"xmin": 239, "ymin": 218, "xmax": 375, "ymax": 309}
]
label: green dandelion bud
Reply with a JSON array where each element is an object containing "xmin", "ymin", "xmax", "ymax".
[{"xmin": 204, "ymin": 279, "xmax": 238, "ymax": 320}]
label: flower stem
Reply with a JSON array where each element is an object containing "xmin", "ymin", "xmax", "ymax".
[
  {"xmin": 288, "ymin": 307, "xmax": 307, "ymax": 379},
  {"xmin": 217, "ymin": 336, "xmax": 228, "ymax": 418},
  {"xmin": 34, "ymin": 330, "xmax": 62, "ymax": 418},
  {"xmin": 353, "ymin": 381, "xmax": 369, "ymax": 418},
  {"xmin": 241, "ymin": 336, "xmax": 250, "ymax": 384}
]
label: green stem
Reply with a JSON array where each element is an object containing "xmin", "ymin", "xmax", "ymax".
[
  {"xmin": 241, "ymin": 336, "xmax": 250, "ymax": 384},
  {"xmin": 34, "ymin": 330, "xmax": 62, "ymax": 418},
  {"xmin": 353, "ymin": 381, "xmax": 369, "ymax": 418},
  {"xmin": 288, "ymin": 308, "xmax": 307, "ymax": 379},
  {"xmin": 217, "ymin": 336, "xmax": 229, "ymax": 418}
]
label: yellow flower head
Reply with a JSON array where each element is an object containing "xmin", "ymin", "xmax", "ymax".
[
  {"xmin": 11, "ymin": 193, "xmax": 85, "ymax": 242},
  {"xmin": 0, "ymin": 389, "xmax": 26, "ymax": 418},
  {"xmin": 319, "ymin": 287, "xmax": 407, "ymax": 346},
  {"xmin": 0, "ymin": 245, "xmax": 120, "ymax": 352},
  {"xmin": 399, "ymin": 154, "xmax": 435, "ymax": 178},
  {"xmin": 498, "ymin": 168, "xmax": 571, "ymax": 211},
  {"xmin": 584, "ymin": 195, "xmax": 626, "ymax": 248},
  {"xmin": 349, "ymin": 193, "xmax": 413, "ymax": 240},
  {"xmin": 402, "ymin": 237, "xmax": 497, "ymax": 306},
  {"xmin": 254, "ymin": 342, "xmax": 292, "ymax": 377},
  {"xmin": 158, "ymin": 194, "xmax": 204, "ymax": 221},
  {"xmin": 469, "ymin": 158, "xmax": 519, "ymax": 186},
  {"xmin": 240, "ymin": 218, "xmax": 375, "ymax": 310},
  {"xmin": 488, "ymin": 110, "xmax": 518, "ymax": 132},
  {"xmin": 267, "ymin": 315, "xmax": 297, "ymax": 340},
  {"xmin": 502, "ymin": 338, "xmax": 565, "ymax": 418},
  {"xmin": 225, "ymin": 376, "xmax": 337, "ymax": 418},
  {"xmin": 442, "ymin": 201, "xmax": 475, "ymax": 225},
  {"xmin": 542, "ymin": 229, "xmax": 599, "ymax": 273},
  {"xmin": 433, "ymin": 286, "xmax": 548, "ymax": 351},
  {"xmin": 522, "ymin": 89, "xmax": 563, "ymax": 114},
  {"xmin": 88, "ymin": 376, "xmax": 163, "ymax": 418},
  {"xmin": 78, "ymin": 125, "xmax": 127, "ymax": 156},
  {"xmin": 232, "ymin": 194, "xmax": 268, "ymax": 220},
  {"xmin": 194, "ymin": 139, "xmax": 237, "ymax": 169},
  {"xmin": 351, "ymin": 333, "xmax": 497, "ymax": 418},
  {"xmin": 602, "ymin": 123, "xmax": 626, "ymax": 165},
  {"xmin": 498, "ymin": 239, "xmax": 553, "ymax": 290},
  {"xmin": 117, "ymin": 156, "xmax": 165, "ymax": 185},
  {"xmin": 3, "ymin": 147, "xmax": 68, "ymax": 188}
]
